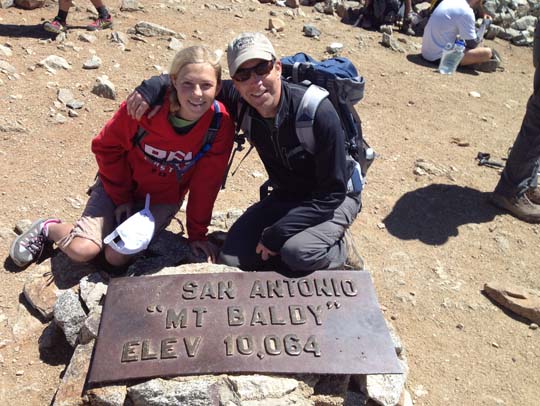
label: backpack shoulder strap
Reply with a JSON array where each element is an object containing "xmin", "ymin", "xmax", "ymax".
[
  {"xmin": 200, "ymin": 100, "xmax": 222, "ymax": 151},
  {"xmin": 132, "ymin": 125, "xmax": 147, "ymax": 147},
  {"xmin": 295, "ymin": 84, "xmax": 329, "ymax": 155}
]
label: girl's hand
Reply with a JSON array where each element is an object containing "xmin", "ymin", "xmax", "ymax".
[{"xmin": 190, "ymin": 240, "xmax": 219, "ymax": 263}]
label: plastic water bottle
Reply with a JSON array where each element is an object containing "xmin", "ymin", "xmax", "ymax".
[
  {"xmin": 477, "ymin": 18, "xmax": 492, "ymax": 41},
  {"xmin": 438, "ymin": 39, "xmax": 466, "ymax": 75}
]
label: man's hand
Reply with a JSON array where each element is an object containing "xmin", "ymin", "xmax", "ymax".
[
  {"xmin": 256, "ymin": 242, "xmax": 277, "ymax": 261},
  {"xmin": 114, "ymin": 202, "xmax": 134, "ymax": 224},
  {"xmin": 126, "ymin": 91, "xmax": 161, "ymax": 120},
  {"xmin": 190, "ymin": 240, "xmax": 219, "ymax": 263}
]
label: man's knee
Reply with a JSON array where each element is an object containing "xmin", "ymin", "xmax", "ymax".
[{"xmin": 280, "ymin": 239, "xmax": 329, "ymax": 272}]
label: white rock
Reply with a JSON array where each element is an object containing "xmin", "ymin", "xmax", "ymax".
[
  {"xmin": 0, "ymin": 44, "xmax": 13, "ymax": 57},
  {"xmin": 469, "ymin": 91, "xmax": 481, "ymax": 98},
  {"xmin": 39, "ymin": 55, "xmax": 71, "ymax": 72}
]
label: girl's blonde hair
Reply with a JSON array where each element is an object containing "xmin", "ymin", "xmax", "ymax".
[{"xmin": 169, "ymin": 46, "xmax": 223, "ymax": 114}]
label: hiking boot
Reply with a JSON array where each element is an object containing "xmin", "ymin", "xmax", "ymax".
[
  {"xmin": 9, "ymin": 219, "xmax": 50, "ymax": 268},
  {"xmin": 491, "ymin": 192, "xmax": 540, "ymax": 223},
  {"xmin": 43, "ymin": 18, "xmax": 67, "ymax": 34},
  {"xmin": 526, "ymin": 187, "xmax": 540, "ymax": 205},
  {"xmin": 86, "ymin": 16, "xmax": 113, "ymax": 31},
  {"xmin": 343, "ymin": 229, "xmax": 365, "ymax": 270}
]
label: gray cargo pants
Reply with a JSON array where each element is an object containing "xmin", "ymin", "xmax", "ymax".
[
  {"xmin": 219, "ymin": 193, "xmax": 361, "ymax": 272},
  {"xmin": 494, "ymin": 22, "xmax": 540, "ymax": 198}
]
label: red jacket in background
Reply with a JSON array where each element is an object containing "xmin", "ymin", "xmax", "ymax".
[{"xmin": 91, "ymin": 98, "xmax": 235, "ymax": 241}]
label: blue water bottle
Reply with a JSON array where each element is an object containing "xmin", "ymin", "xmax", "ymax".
[{"xmin": 438, "ymin": 38, "xmax": 466, "ymax": 75}]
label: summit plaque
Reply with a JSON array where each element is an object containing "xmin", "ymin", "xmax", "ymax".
[{"xmin": 88, "ymin": 271, "xmax": 401, "ymax": 384}]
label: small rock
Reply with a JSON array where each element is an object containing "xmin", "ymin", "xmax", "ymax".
[
  {"xmin": 303, "ymin": 24, "xmax": 321, "ymax": 38},
  {"xmin": 413, "ymin": 385, "xmax": 428, "ymax": 397},
  {"xmin": 83, "ymin": 54, "xmax": 102, "ymax": 69},
  {"xmin": 134, "ymin": 21, "xmax": 178, "ymax": 37},
  {"xmin": 381, "ymin": 32, "xmax": 404, "ymax": 52},
  {"xmin": 14, "ymin": 0, "xmax": 45, "ymax": 9},
  {"xmin": 120, "ymin": 0, "xmax": 139, "ymax": 12},
  {"xmin": 269, "ymin": 18, "xmax": 286, "ymax": 32},
  {"xmin": 529, "ymin": 323, "xmax": 538, "ymax": 330},
  {"xmin": 38, "ymin": 55, "xmax": 71, "ymax": 72},
  {"xmin": 57, "ymin": 88, "xmax": 74, "ymax": 105},
  {"xmin": 168, "ymin": 37, "xmax": 182, "ymax": 51},
  {"xmin": 327, "ymin": 42, "xmax": 344, "ymax": 54},
  {"xmin": 15, "ymin": 370, "xmax": 24, "ymax": 376},
  {"xmin": 79, "ymin": 273, "xmax": 108, "ymax": 311},
  {"xmin": 15, "ymin": 219, "xmax": 32, "ymax": 234},
  {"xmin": 54, "ymin": 113, "xmax": 67, "ymax": 124},
  {"xmin": 23, "ymin": 272, "xmax": 64, "ymax": 320},
  {"xmin": 469, "ymin": 91, "xmax": 481, "ymax": 98},
  {"xmin": 0, "ymin": 44, "xmax": 13, "ymax": 57},
  {"xmin": 53, "ymin": 342, "xmax": 94, "ymax": 405},
  {"xmin": 53, "ymin": 290, "xmax": 87, "ymax": 347},
  {"xmin": 0, "ymin": 60, "xmax": 17, "ymax": 74},
  {"xmin": 128, "ymin": 378, "xmax": 221, "ymax": 405},
  {"xmin": 92, "ymin": 75, "xmax": 116, "ymax": 100},
  {"xmin": 484, "ymin": 282, "xmax": 540, "ymax": 324},
  {"xmin": 66, "ymin": 99, "xmax": 84, "ymax": 109},
  {"xmin": 79, "ymin": 307, "xmax": 102, "ymax": 344},
  {"xmin": 78, "ymin": 33, "xmax": 97, "ymax": 43},
  {"xmin": 110, "ymin": 31, "xmax": 129, "ymax": 49}
]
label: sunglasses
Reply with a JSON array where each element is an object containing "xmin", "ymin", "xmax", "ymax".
[{"xmin": 232, "ymin": 59, "xmax": 275, "ymax": 82}]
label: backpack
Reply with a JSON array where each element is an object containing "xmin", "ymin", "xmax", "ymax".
[
  {"xmin": 132, "ymin": 100, "xmax": 222, "ymax": 181},
  {"xmin": 223, "ymin": 53, "xmax": 374, "ymax": 191}
]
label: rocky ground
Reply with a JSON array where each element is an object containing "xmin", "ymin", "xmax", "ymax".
[{"xmin": 0, "ymin": 0, "xmax": 539, "ymax": 405}]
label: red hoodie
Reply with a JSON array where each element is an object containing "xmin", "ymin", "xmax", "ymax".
[{"xmin": 91, "ymin": 98, "xmax": 235, "ymax": 241}]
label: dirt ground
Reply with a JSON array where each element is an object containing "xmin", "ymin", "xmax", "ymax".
[{"xmin": 0, "ymin": 1, "xmax": 539, "ymax": 405}]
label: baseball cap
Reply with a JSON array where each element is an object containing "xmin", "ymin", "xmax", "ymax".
[
  {"xmin": 104, "ymin": 194, "xmax": 155, "ymax": 256},
  {"xmin": 227, "ymin": 32, "xmax": 276, "ymax": 77}
]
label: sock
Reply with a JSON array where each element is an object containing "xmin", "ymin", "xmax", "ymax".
[
  {"xmin": 56, "ymin": 10, "xmax": 68, "ymax": 23},
  {"xmin": 96, "ymin": 6, "xmax": 110, "ymax": 19},
  {"xmin": 41, "ymin": 219, "xmax": 61, "ymax": 238}
]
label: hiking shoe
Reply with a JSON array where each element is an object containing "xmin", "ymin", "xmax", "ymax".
[
  {"xmin": 343, "ymin": 229, "xmax": 365, "ymax": 270},
  {"xmin": 43, "ymin": 19, "xmax": 67, "ymax": 34},
  {"xmin": 9, "ymin": 219, "xmax": 50, "ymax": 268},
  {"xmin": 491, "ymin": 192, "xmax": 540, "ymax": 223},
  {"xmin": 86, "ymin": 16, "xmax": 113, "ymax": 31},
  {"xmin": 526, "ymin": 187, "xmax": 540, "ymax": 205}
]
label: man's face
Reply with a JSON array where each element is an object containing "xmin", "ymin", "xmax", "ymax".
[{"xmin": 232, "ymin": 58, "xmax": 282, "ymax": 118}]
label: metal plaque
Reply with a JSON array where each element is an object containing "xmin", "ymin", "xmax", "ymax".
[{"xmin": 88, "ymin": 271, "xmax": 402, "ymax": 384}]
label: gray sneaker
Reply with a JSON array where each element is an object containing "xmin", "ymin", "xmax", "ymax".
[
  {"xmin": 9, "ymin": 219, "xmax": 49, "ymax": 267},
  {"xmin": 343, "ymin": 229, "xmax": 365, "ymax": 270},
  {"xmin": 491, "ymin": 192, "xmax": 540, "ymax": 223}
]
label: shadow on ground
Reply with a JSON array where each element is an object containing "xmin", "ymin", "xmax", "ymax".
[
  {"xmin": 406, "ymin": 53, "xmax": 480, "ymax": 76},
  {"xmin": 383, "ymin": 184, "xmax": 499, "ymax": 245},
  {"xmin": 0, "ymin": 23, "xmax": 54, "ymax": 40}
]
